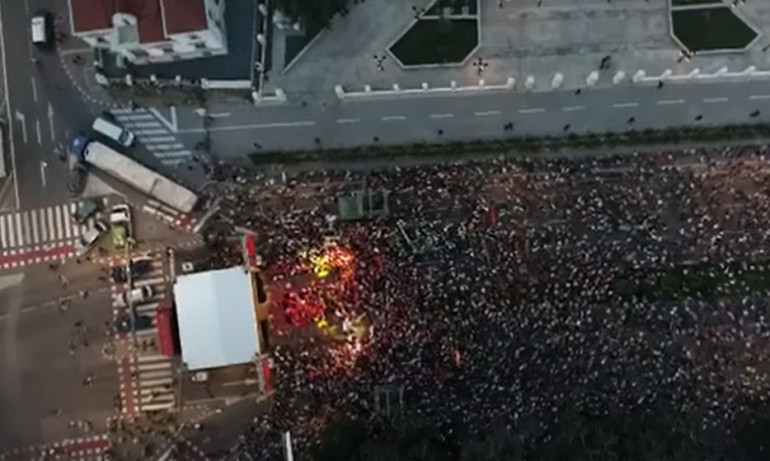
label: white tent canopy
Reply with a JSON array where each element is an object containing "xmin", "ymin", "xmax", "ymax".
[{"xmin": 174, "ymin": 266, "xmax": 259, "ymax": 371}]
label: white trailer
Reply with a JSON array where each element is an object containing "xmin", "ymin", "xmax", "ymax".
[{"xmin": 73, "ymin": 135, "xmax": 198, "ymax": 213}]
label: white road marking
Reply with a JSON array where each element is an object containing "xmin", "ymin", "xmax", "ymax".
[
  {"xmin": 144, "ymin": 136, "xmax": 175, "ymax": 143},
  {"xmin": 127, "ymin": 121, "xmax": 162, "ymax": 129},
  {"xmin": 154, "ymin": 151, "xmax": 192, "ymax": 159},
  {"xmin": 612, "ymin": 102, "xmax": 639, "ymax": 108},
  {"xmin": 562, "ymin": 105, "xmax": 585, "ymax": 112},
  {"xmin": 382, "ymin": 116, "xmax": 406, "ymax": 121},
  {"xmin": 22, "ymin": 211, "xmax": 31, "ymax": 245},
  {"xmin": 116, "ymin": 113, "xmax": 154, "ymax": 121},
  {"xmin": 0, "ymin": 215, "xmax": 6, "ymax": 248},
  {"xmin": 7, "ymin": 213, "xmax": 15, "ymax": 247},
  {"xmin": 0, "ymin": 0, "xmax": 20, "ymax": 208},
  {"xmin": 474, "ymin": 111, "xmax": 501, "ymax": 117},
  {"xmin": 14, "ymin": 111, "xmax": 27, "ymax": 144},
  {"xmin": 519, "ymin": 108, "xmax": 545, "ymax": 114},
  {"xmin": 749, "ymin": 94, "xmax": 770, "ymax": 100},
  {"xmin": 134, "ymin": 129, "xmax": 168, "ymax": 136},
  {"xmin": 30, "ymin": 210, "xmax": 39, "ymax": 244},
  {"xmin": 55, "ymin": 205, "xmax": 64, "ymax": 240},
  {"xmin": 429, "ymin": 113, "xmax": 454, "ymax": 119},
  {"xmin": 336, "ymin": 118, "xmax": 360, "ymax": 124},
  {"xmin": 35, "ymin": 119, "xmax": 41, "ymax": 145},
  {"xmin": 703, "ymin": 97, "xmax": 728, "ymax": 103},
  {"xmin": 657, "ymin": 99, "xmax": 685, "ymax": 105},
  {"xmin": 46, "ymin": 207, "xmax": 55, "ymax": 242},
  {"xmin": 14, "ymin": 213, "xmax": 22, "ymax": 246},
  {"xmin": 177, "ymin": 121, "xmax": 316, "ymax": 133},
  {"xmin": 31, "ymin": 76, "xmax": 37, "ymax": 103},
  {"xmin": 147, "ymin": 143, "xmax": 184, "ymax": 150}
]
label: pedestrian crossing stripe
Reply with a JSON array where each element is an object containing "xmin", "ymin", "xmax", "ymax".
[
  {"xmin": 0, "ymin": 203, "xmax": 100, "ymax": 250},
  {"xmin": 112, "ymin": 109, "xmax": 193, "ymax": 167}
]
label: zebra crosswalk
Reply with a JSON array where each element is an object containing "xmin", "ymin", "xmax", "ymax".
[
  {"xmin": 0, "ymin": 202, "xmax": 102, "ymax": 250},
  {"xmin": 111, "ymin": 108, "xmax": 193, "ymax": 167},
  {"xmin": 131, "ymin": 353, "xmax": 176, "ymax": 412}
]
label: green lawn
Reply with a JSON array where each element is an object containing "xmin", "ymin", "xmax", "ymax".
[
  {"xmin": 670, "ymin": 0, "xmax": 721, "ymax": 7},
  {"xmin": 671, "ymin": 7, "xmax": 757, "ymax": 51},
  {"xmin": 612, "ymin": 262, "xmax": 770, "ymax": 300},
  {"xmin": 390, "ymin": 18, "xmax": 478, "ymax": 66},
  {"xmin": 425, "ymin": 0, "xmax": 478, "ymax": 16}
]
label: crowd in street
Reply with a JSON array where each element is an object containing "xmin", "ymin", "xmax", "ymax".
[{"xmin": 212, "ymin": 145, "xmax": 770, "ymax": 459}]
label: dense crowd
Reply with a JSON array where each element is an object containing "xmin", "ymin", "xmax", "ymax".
[{"xmin": 212, "ymin": 146, "xmax": 770, "ymax": 459}]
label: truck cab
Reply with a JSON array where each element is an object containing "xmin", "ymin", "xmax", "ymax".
[{"xmin": 109, "ymin": 204, "xmax": 132, "ymax": 249}]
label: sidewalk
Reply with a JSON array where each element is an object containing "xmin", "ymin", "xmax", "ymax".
[{"xmin": 264, "ymin": 0, "xmax": 770, "ymax": 97}]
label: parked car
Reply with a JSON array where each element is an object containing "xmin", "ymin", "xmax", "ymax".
[
  {"xmin": 110, "ymin": 257, "xmax": 152, "ymax": 283},
  {"xmin": 71, "ymin": 198, "xmax": 100, "ymax": 225},
  {"xmin": 31, "ymin": 10, "xmax": 52, "ymax": 48},
  {"xmin": 109, "ymin": 204, "xmax": 132, "ymax": 249},
  {"xmin": 110, "ymin": 265, "xmax": 128, "ymax": 283},
  {"xmin": 68, "ymin": 162, "xmax": 88, "ymax": 197},
  {"xmin": 119, "ymin": 286, "xmax": 153, "ymax": 306},
  {"xmin": 74, "ymin": 220, "xmax": 107, "ymax": 256}
]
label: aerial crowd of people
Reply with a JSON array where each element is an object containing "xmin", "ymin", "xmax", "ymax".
[{"xmin": 208, "ymin": 145, "xmax": 770, "ymax": 459}]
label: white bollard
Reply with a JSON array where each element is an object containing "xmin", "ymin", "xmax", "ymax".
[
  {"xmin": 551, "ymin": 73, "xmax": 564, "ymax": 89},
  {"xmin": 125, "ymin": 74, "xmax": 133, "ymax": 87},
  {"xmin": 393, "ymin": 84, "xmax": 400, "ymax": 92},
  {"xmin": 364, "ymin": 85, "xmax": 372, "ymax": 93},
  {"xmin": 334, "ymin": 85, "xmax": 345, "ymax": 98},
  {"xmin": 524, "ymin": 76, "xmax": 535, "ymax": 90},
  {"xmin": 612, "ymin": 71, "xmax": 625, "ymax": 85},
  {"xmin": 585, "ymin": 71, "xmax": 599, "ymax": 86},
  {"xmin": 450, "ymin": 80, "xmax": 457, "ymax": 90},
  {"xmin": 632, "ymin": 70, "xmax": 646, "ymax": 83},
  {"xmin": 716, "ymin": 67, "xmax": 728, "ymax": 76},
  {"xmin": 275, "ymin": 89, "xmax": 287, "ymax": 102},
  {"xmin": 478, "ymin": 79, "xmax": 485, "ymax": 88},
  {"xmin": 661, "ymin": 69, "xmax": 672, "ymax": 79},
  {"xmin": 688, "ymin": 68, "xmax": 700, "ymax": 78},
  {"xmin": 506, "ymin": 77, "xmax": 515, "ymax": 89},
  {"xmin": 257, "ymin": 34, "xmax": 266, "ymax": 46},
  {"xmin": 258, "ymin": 3, "xmax": 267, "ymax": 15},
  {"xmin": 744, "ymin": 65, "xmax": 757, "ymax": 75},
  {"xmin": 422, "ymin": 82, "xmax": 429, "ymax": 91}
]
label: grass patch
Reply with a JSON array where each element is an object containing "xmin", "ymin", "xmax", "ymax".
[
  {"xmin": 425, "ymin": 0, "xmax": 478, "ymax": 16},
  {"xmin": 671, "ymin": 0, "xmax": 721, "ymax": 7},
  {"xmin": 284, "ymin": 35, "xmax": 309, "ymax": 68},
  {"xmin": 671, "ymin": 7, "xmax": 757, "ymax": 51},
  {"xmin": 390, "ymin": 18, "xmax": 477, "ymax": 66},
  {"xmin": 612, "ymin": 262, "xmax": 770, "ymax": 300}
]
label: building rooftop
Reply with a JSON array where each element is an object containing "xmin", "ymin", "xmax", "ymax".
[
  {"xmin": 70, "ymin": 0, "xmax": 206, "ymax": 43},
  {"xmin": 161, "ymin": 0, "xmax": 207, "ymax": 35},
  {"xmin": 173, "ymin": 266, "xmax": 259, "ymax": 371}
]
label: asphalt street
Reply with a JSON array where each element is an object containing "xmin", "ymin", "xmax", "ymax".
[
  {"xmin": 0, "ymin": 272, "xmax": 116, "ymax": 451},
  {"xmin": 169, "ymin": 79, "xmax": 770, "ymax": 160},
  {"xmin": 0, "ymin": 0, "xmax": 97, "ymax": 210}
]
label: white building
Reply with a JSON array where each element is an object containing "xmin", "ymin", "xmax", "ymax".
[{"xmin": 68, "ymin": 0, "xmax": 228, "ymax": 65}]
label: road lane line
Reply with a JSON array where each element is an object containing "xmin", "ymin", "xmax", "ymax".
[
  {"xmin": 749, "ymin": 94, "xmax": 770, "ymax": 100},
  {"xmin": 0, "ymin": 215, "xmax": 6, "ymax": 248},
  {"xmin": 0, "ymin": 0, "xmax": 20, "ymax": 208},
  {"xmin": 31, "ymin": 76, "xmax": 37, "ymax": 103},
  {"xmin": 35, "ymin": 119, "xmax": 41, "ymax": 145},
  {"xmin": 46, "ymin": 207, "xmax": 55, "ymax": 242},
  {"xmin": 474, "ymin": 111, "xmax": 501, "ymax": 117},
  {"xmin": 519, "ymin": 108, "xmax": 545, "ymax": 114},
  {"xmin": 382, "ymin": 116, "xmax": 406, "ymax": 121},
  {"xmin": 562, "ymin": 105, "xmax": 585, "ymax": 112},
  {"xmin": 8, "ymin": 214, "xmax": 15, "ymax": 247},
  {"xmin": 14, "ymin": 213, "xmax": 22, "ymax": 247},
  {"xmin": 30, "ymin": 210, "xmax": 39, "ymax": 244},
  {"xmin": 657, "ymin": 99, "xmax": 685, "ymax": 105},
  {"xmin": 55, "ymin": 205, "xmax": 65, "ymax": 240},
  {"xmin": 336, "ymin": 118, "xmax": 360, "ymax": 124},
  {"xmin": 177, "ymin": 120, "xmax": 316, "ymax": 133},
  {"xmin": 22, "ymin": 211, "xmax": 31, "ymax": 246},
  {"xmin": 429, "ymin": 113, "xmax": 454, "ymax": 119},
  {"xmin": 703, "ymin": 97, "xmax": 728, "ymax": 103},
  {"xmin": 612, "ymin": 102, "xmax": 639, "ymax": 108}
]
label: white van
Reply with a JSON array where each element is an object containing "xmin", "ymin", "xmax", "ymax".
[
  {"xmin": 31, "ymin": 13, "xmax": 50, "ymax": 45},
  {"xmin": 92, "ymin": 116, "xmax": 135, "ymax": 147}
]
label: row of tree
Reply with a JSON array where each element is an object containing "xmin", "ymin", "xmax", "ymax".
[{"xmin": 305, "ymin": 404, "xmax": 770, "ymax": 461}]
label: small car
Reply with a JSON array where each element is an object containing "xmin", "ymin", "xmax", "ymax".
[
  {"xmin": 71, "ymin": 198, "xmax": 100, "ymax": 225},
  {"xmin": 74, "ymin": 221, "xmax": 107, "ymax": 256},
  {"xmin": 31, "ymin": 11, "xmax": 52, "ymax": 48},
  {"xmin": 121, "ymin": 286, "xmax": 153, "ymax": 306}
]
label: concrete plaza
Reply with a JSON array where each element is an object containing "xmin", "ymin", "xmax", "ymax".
[{"xmin": 264, "ymin": 0, "xmax": 770, "ymax": 96}]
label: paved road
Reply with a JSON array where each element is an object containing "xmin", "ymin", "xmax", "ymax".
[
  {"xmin": 165, "ymin": 79, "xmax": 770, "ymax": 163},
  {"xmin": 0, "ymin": 0, "xmax": 97, "ymax": 210}
]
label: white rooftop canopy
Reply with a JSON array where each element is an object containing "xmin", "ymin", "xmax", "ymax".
[{"xmin": 174, "ymin": 266, "xmax": 259, "ymax": 371}]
